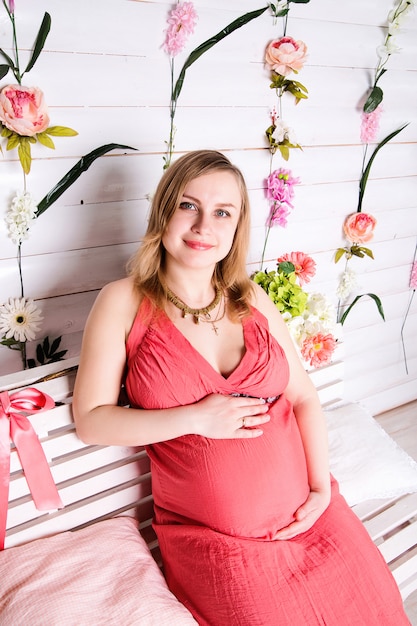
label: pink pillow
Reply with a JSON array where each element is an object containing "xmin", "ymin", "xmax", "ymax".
[{"xmin": 0, "ymin": 517, "xmax": 197, "ymax": 625}]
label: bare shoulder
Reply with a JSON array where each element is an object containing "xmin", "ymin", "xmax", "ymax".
[
  {"xmin": 250, "ymin": 282, "xmax": 286, "ymax": 328},
  {"xmin": 87, "ymin": 276, "xmax": 140, "ymax": 336}
]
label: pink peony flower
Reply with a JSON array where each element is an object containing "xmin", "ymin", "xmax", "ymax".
[
  {"xmin": 343, "ymin": 212, "xmax": 377, "ymax": 244},
  {"xmin": 0, "ymin": 84, "xmax": 50, "ymax": 136},
  {"xmin": 301, "ymin": 332, "xmax": 336, "ymax": 367},
  {"xmin": 410, "ymin": 261, "xmax": 417, "ymax": 290},
  {"xmin": 360, "ymin": 105, "xmax": 383, "ymax": 143},
  {"xmin": 163, "ymin": 2, "xmax": 198, "ymax": 57},
  {"xmin": 277, "ymin": 251, "xmax": 316, "ymax": 285},
  {"xmin": 265, "ymin": 36, "xmax": 308, "ymax": 76}
]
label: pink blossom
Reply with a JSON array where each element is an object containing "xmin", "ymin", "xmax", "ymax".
[
  {"xmin": 8, "ymin": 0, "xmax": 15, "ymax": 13},
  {"xmin": 277, "ymin": 251, "xmax": 316, "ymax": 285},
  {"xmin": 344, "ymin": 212, "xmax": 377, "ymax": 244},
  {"xmin": 265, "ymin": 168, "xmax": 300, "ymax": 228},
  {"xmin": 410, "ymin": 261, "xmax": 417, "ymax": 290},
  {"xmin": 360, "ymin": 105, "xmax": 383, "ymax": 143},
  {"xmin": 301, "ymin": 332, "xmax": 336, "ymax": 367},
  {"xmin": 266, "ymin": 168, "xmax": 300, "ymax": 204},
  {"xmin": 268, "ymin": 202, "xmax": 291, "ymax": 227},
  {"xmin": 265, "ymin": 36, "xmax": 308, "ymax": 76},
  {"xmin": 0, "ymin": 84, "xmax": 50, "ymax": 136},
  {"xmin": 164, "ymin": 2, "xmax": 198, "ymax": 57}
]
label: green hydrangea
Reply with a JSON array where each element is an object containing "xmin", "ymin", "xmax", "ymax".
[{"xmin": 252, "ymin": 267, "xmax": 308, "ymax": 317}]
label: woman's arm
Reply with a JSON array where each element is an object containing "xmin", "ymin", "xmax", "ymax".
[
  {"xmin": 252, "ymin": 284, "xmax": 331, "ymax": 538},
  {"xmin": 73, "ymin": 278, "xmax": 270, "ymax": 446}
]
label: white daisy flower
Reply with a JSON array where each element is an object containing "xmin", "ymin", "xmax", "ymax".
[
  {"xmin": 5, "ymin": 191, "xmax": 37, "ymax": 245},
  {"xmin": 0, "ymin": 297, "xmax": 43, "ymax": 342}
]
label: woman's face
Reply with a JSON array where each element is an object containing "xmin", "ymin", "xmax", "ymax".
[{"xmin": 162, "ymin": 170, "xmax": 242, "ymax": 272}]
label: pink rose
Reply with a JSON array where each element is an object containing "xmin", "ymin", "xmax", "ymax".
[
  {"xmin": 343, "ymin": 212, "xmax": 377, "ymax": 244},
  {"xmin": 265, "ymin": 36, "xmax": 308, "ymax": 76},
  {"xmin": 0, "ymin": 84, "xmax": 50, "ymax": 136}
]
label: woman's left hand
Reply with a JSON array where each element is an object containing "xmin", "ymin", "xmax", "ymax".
[{"xmin": 272, "ymin": 488, "xmax": 331, "ymax": 540}]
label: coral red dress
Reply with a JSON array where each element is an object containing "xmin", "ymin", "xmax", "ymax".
[{"xmin": 125, "ymin": 300, "xmax": 409, "ymax": 626}]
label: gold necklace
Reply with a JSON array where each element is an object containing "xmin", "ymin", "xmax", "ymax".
[{"xmin": 164, "ymin": 285, "xmax": 223, "ymax": 333}]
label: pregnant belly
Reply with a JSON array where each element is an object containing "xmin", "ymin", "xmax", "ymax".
[{"xmin": 148, "ymin": 397, "xmax": 310, "ymax": 539}]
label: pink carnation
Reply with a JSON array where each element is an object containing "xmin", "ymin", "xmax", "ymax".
[
  {"xmin": 360, "ymin": 105, "xmax": 383, "ymax": 143},
  {"xmin": 301, "ymin": 332, "xmax": 336, "ymax": 368},
  {"xmin": 277, "ymin": 251, "xmax": 316, "ymax": 286},
  {"xmin": 410, "ymin": 261, "xmax": 417, "ymax": 290},
  {"xmin": 163, "ymin": 2, "xmax": 198, "ymax": 57}
]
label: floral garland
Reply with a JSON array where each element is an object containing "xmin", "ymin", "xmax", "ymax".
[
  {"xmin": 334, "ymin": 0, "xmax": 415, "ymax": 325},
  {"xmin": 0, "ymin": 2, "xmax": 136, "ymax": 369},
  {"xmin": 253, "ymin": 2, "xmax": 337, "ymax": 368}
]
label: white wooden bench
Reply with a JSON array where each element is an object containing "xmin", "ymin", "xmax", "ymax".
[{"xmin": 1, "ymin": 354, "xmax": 416, "ymax": 603}]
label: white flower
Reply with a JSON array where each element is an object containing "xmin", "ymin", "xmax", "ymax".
[
  {"xmin": 0, "ymin": 297, "xmax": 43, "ymax": 342},
  {"xmin": 304, "ymin": 293, "xmax": 337, "ymax": 331},
  {"xmin": 272, "ymin": 120, "xmax": 297, "ymax": 145},
  {"xmin": 336, "ymin": 268, "xmax": 358, "ymax": 300},
  {"xmin": 5, "ymin": 191, "xmax": 37, "ymax": 245}
]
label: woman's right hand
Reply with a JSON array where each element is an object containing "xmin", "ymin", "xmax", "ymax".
[{"xmin": 192, "ymin": 393, "xmax": 270, "ymax": 439}]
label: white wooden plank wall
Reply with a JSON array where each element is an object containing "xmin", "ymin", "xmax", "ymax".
[{"xmin": 0, "ymin": 0, "xmax": 416, "ymax": 415}]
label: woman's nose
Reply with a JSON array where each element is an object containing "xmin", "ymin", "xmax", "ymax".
[{"xmin": 191, "ymin": 211, "xmax": 211, "ymax": 234}]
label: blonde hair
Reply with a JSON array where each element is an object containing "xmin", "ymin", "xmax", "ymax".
[{"xmin": 128, "ymin": 150, "xmax": 254, "ymax": 319}]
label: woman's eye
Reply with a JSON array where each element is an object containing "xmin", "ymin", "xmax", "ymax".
[
  {"xmin": 179, "ymin": 201, "xmax": 196, "ymax": 211},
  {"xmin": 216, "ymin": 209, "xmax": 230, "ymax": 218}
]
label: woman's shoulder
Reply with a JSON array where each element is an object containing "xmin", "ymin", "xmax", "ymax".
[{"xmin": 90, "ymin": 277, "xmax": 141, "ymax": 333}]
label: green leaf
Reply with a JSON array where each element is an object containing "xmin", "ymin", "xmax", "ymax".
[
  {"xmin": 36, "ymin": 132, "xmax": 55, "ymax": 149},
  {"xmin": 0, "ymin": 64, "xmax": 10, "ymax": 79},
  {"xmin": 36, "ymin": 341, "xmax": 45, "ymax": 364},
  {"xmin": 360, "ymin": 246, "xmax": 374, "ymax": 259},
  {"xmin": 334, "ymin": 248, "xmax": 346, "ymax": 263},
  {"xmin": 363, "ymin": 86, "xmax": 383, "ymax": 114},
  {"xmin": 277, "ymin": 261, "xmax": 295, "ymax": 275},
  {"xmin": 172, "ymin": 6, "xmax": 268, "ymax": 106},
  {"xmin": 35, "ymin": 143, "xmax": 137, "ymax": 217},
  {"xmin": 18, "ymin": 140, "xmax": 32, "ymax": 174},
  {"xmin": 24, "ymin": 12, "xmax": 51, "ymax": 75},
  {"xmin": 358, "ymin": 123, "xmax": 408, "ymax": 213},
  {"xmin": 50, "ymin": 335, "xmax": 62, "ymax": 355},
  {"xmin": 339, "ymin": 293, "xmax": 385, "ymax": 325},
  {"xmin": 0, "ymin": 47, "xmax": 15, "ymax": 70},
  {"xmin": 6, "ymin": 133, "xmax": 20, "ymax": 150},
  {"xmin": 45, "ymin": 126, "xmax": 78, "ymax": 137},
  {"xmin": 1, "ymin": 124, "xmax": 13, "ymax": 137},
  {"xmin": 278, "ymin": 144, "xmax": 290, "ymax": 161}
]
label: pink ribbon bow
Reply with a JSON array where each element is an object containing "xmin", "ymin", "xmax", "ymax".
[{"xmin": 0, "ymin": 387, "xmax": 64, "ymax": 550}]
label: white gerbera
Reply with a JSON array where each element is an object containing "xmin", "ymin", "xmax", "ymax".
[
  {"xmin": 5, "ymin": 191, "xmax": 37, "ymax": 245},
  {"xmin": 0, "ymin": 297, "xmax": 43, "ymax": 342}
]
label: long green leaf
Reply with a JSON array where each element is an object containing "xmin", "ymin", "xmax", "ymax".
[
  {"xmin": 0, "ymin": 64, "xmax": 10, "ymax": 79},
  {"xmin": 36, "ymin": 143, "xmax": 137, "ymax": 217},
  {"xmin": 340, "ymin": 293, "xmax": 385, "ymax": 325},
  {"xmin": 358, "ymin": 123, "xmax": 408, "ymax": 212},
  {"xmin": 172, "ymin": 6, "xmax": 268, "ymax": 105},
  {"xmin": 24, "ymin": 12, "xmax": 51, "ymax": 75}
]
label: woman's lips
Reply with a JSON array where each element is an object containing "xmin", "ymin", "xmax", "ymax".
[{"xmin": 184, "ymin": 240, "xmax": 214, "ymax": 251}]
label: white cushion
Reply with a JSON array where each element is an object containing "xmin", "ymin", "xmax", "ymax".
[
  {"xmin": 0, "ymin": 516, "xmax": 197, "ymax": 625},
  {"xmin": 325, "ymin": 402, "xmax": 417, "ymax": 506}
]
